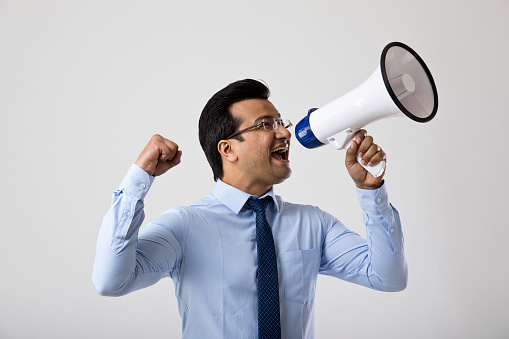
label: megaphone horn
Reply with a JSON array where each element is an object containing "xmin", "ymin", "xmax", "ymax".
[{"xmin": 296, "ymin": 41, "xmax": 438, "ymax": 177}]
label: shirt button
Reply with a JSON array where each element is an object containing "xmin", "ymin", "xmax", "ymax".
[
  {"xmin": 140, "ymin": 183, "xmax": 146, "ymax": 189},
  {"xmin": 377, "ymin": 198, "xmax": 382, "ymax": 203},
  {"xmin": 390, "ymin": 228, "xmax": 394, "ymax": 232},
  {"xmin": 127, "ymin": 212, "xmax": 131, "ymax": 217}
]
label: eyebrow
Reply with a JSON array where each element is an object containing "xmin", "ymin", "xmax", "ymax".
[{"xmin": 254, "ymin": 113, "xmax": 281, "ymax": 122}]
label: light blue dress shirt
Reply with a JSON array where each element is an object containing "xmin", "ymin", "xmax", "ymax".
[{"xmin": 93, "ymin": 164, "xmax": 407, "ymax": 339}]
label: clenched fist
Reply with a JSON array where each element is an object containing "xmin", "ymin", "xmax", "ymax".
[
  {"xmin": 135, "ymin": 134, "xmax": 182, "ymax": 177},
  {"xmin": 345, "ymin": 129, "xmax": 386, "ymax": 190}
]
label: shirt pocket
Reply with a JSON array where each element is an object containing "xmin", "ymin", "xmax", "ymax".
[{"xmin": 280, "ymin": 249, "xmax": 320, "ymax": 304}]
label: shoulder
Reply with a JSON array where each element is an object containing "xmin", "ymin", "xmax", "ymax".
[
  {"xmin": 275, "ymin": 195, "xmax": 336, "ymax": 222},
  {"xmin": 146, "ymin": 195, "xmax": 218, "ymax": 235},
  {"xmin": 157, "ymin": 194, "xmax": 228, "ymax": 221}
]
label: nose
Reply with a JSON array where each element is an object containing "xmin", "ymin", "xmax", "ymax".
[{"xmin": 275, "ymin": 123, "xmax": 292, "ymax": 139}]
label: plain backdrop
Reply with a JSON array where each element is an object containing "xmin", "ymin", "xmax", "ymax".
[{"xmin": 1, "ymin": 1, "xmax": 508, "ymax": 338}]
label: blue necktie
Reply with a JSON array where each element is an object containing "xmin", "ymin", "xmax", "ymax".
[{"xmin": 247, "ymin": 197, "xmax": 281, "ymax": 339}]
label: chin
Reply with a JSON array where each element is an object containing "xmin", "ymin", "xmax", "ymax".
[{"xmin": 274, "ymin": 168, "xmax": 292, "ymax": 185}]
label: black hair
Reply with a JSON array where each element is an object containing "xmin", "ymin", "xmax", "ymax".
[{"xmin": 199, "ymin": 79, "xmax": 270, "ymax": 181}]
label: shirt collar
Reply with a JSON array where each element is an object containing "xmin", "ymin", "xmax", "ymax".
[{"xmin": 213, "ymin": 179, "xmax": 280, "ymax": 214}]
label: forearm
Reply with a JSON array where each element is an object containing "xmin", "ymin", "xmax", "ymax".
[
  {"xmin": 357, "ymin": 183, "xmax": 407, "ymax": 291},
  {"xmin": 92, "ymin": 164, "xmax": 160, "ymax": 296},
  {"xmin": 320, "ymin": 182, "xmax": 407, "ymax": 291}
]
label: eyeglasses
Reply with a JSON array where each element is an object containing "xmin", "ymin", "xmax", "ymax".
[{"xmin": 226, "ymin": 117, "xmax": 292, "ymax": 140}]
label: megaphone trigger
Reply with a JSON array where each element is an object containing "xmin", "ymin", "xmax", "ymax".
[{"xmin": 327, "ymin": 128, "xmax": 355, "ymax": 150}]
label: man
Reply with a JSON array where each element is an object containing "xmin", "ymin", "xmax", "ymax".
[{"xmin": 93, "ymin": 79, "xmax": 407, "ymax": 339}]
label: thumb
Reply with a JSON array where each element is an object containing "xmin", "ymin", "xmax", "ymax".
[{"xmin": 168, "ymin": 150, "xmax": 183, "ymax": 168}]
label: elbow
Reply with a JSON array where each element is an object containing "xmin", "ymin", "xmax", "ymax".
[
  {"xmin": 93, "ymin": 280, "xmax": 127, "ymax": 297},
  {"xmin": 371, "ymin": 264, "xmax": 408, "ymax": 292},
  {"xmin": 385, "ymin": 255, "xmax": 408, "ymax": 292},
  {"xmin": 93, "ymin": 277, "xmax": 117, "ymax": 297},
  {"xmin": 95, "ymin": 287, "xmax": 112, "ymax": 297},
  {"xmin": 92, "ymin": 271, "xmax": 127, "ymax": 297},
  {"xmin": 375, "ymin": 276, "xmax": 407, "ymax": 292},
  {"xmin": 94, "ymin": 283, "xmax": 117, "ymax": 297},
  {"xmin": 390, "ymin": 276, "xmax": 408, "ymax": 292},
  {"xmin": 386, "ymin": 267, "xmax": 408, "ymax": 292}
]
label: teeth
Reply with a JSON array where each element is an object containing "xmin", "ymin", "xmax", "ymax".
[
  {"xmin": 272, "ymin": 146, "xmax": 289, "ymax": 160},
  {"xmin": 272, "ymin": 147, "xmax": 288, "ymax": 153}
]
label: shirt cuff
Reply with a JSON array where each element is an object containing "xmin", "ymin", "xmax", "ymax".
[
  {"xmin": 117, "ymin": 163, "xmax": 155, "ymax": 201},
  {"xmin": 355, "ymin": 181, "xmax": 391, "ymax": 215}
]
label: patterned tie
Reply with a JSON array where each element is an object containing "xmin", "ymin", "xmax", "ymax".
[{"xmin": 246, "ymin": 197, "xmax": 281, "ymax": 339}]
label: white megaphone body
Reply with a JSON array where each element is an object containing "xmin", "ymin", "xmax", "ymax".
[{"xmin": 296, "ymin": 42, "xmax": 438, "ymax": 177}]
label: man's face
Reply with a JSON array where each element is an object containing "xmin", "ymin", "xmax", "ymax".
[{"xmin": 228, "ymin": 99, "xmax": 292, "ymax": 191}]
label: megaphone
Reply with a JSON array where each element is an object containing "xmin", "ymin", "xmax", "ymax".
[{"xmin": 295, "ymin": 41, "xmax": 438, "ymax": 177}]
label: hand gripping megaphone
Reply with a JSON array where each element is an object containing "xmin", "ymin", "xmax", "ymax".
[{"xmin": 295, "ymin": 42, "xmax": 438, "ymax": 177}]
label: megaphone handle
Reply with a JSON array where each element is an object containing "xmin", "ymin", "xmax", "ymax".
[
  {"xmin": 328, "ymin": 130, "xmax": 386, "ymax": 177},
  {"xmin": 357, "ymin": 155, "xmax": 385, "ymax": 178},
  {"xmin": 345, "ymin": 133, "xmax": 385, "ymax": 178}
]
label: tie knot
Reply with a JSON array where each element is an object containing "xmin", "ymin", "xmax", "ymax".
[{"xmin": 246, "ymin": 196, "xmax": 271, "ymax": 214}]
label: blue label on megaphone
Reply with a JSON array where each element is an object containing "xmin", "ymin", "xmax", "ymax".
[{"xmin": 295, "ymin": 109, "xmax": 325, "ymax": 149}]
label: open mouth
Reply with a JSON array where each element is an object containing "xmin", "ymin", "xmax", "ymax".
[{"xmin": 271, "ymin": 146, "xmax": 289, "ymax": 161}]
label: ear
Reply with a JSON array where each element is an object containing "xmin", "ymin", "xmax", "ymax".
[{"xmin": 217, "ymin": 140, "xmax": 238, "ymax": 163}]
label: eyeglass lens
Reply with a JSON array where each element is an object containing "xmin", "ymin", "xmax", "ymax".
[{"xmin": 263, "ymin": 118, "xmax": 291, "ymax": 131}]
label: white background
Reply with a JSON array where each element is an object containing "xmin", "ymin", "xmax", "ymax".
[{"xmin": 1, "ymin": 1, "xmax": 508, "ymax": 338}]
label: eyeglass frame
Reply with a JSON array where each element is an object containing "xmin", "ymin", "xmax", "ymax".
[{"xmin": 226, "ymin": 117, "xmax": 293, "ymax": 140}]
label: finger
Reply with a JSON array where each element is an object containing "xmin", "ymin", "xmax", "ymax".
[
  {"xmin": 357, "ymin": 135, "xmax": 373, "ymax": 158},
  {"xmin": 168, "ymin": 150, "xmax": 183, "ymax": 168},
  {"xmin": 159, "ymin": 138, "xmax": 180, "ymax": 161},
  {"xmin": 363, "ymin": 144, "xmax": 385, "ymax": 166},
  {"xmin": 136, "ymin": 135, "xmax": 166, "ymax": 173},
  {"xmin": 367, "ymin": 149, "xmax": 386, "ymax": 166},
  {"xmin": 345, "ymin": 139, "xmax": 359, "ymax": 168},
  {"xmin": 153, "ymin": 150, "xmax": 182, "ymax": 176},
  {"xmin": 359, "ymin": 143, "xmax": 379, "ymax": 165},
  {"xmin": 353, "ymin": 129, "xmax": 367, "ymax": 145},
  {"xmin": 144, "ymin": 134, "xmax": 166, "ymax": 159}
]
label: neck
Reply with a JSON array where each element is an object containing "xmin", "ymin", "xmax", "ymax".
[{"xmin": 220, "ymin": 174, "xmax": 272, "ymax": 197}]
